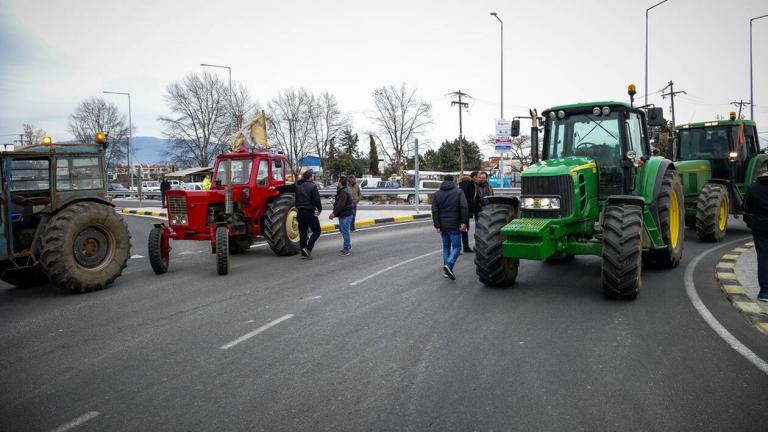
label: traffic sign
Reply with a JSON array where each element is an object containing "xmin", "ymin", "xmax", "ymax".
[{"xmin": 495, "ymin": 119, "xmax": 513, "ymax": 152}]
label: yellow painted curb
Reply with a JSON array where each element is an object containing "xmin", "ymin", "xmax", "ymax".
[
  {"xmin": 393, "ymin": 215, "xmax": 415, "ymax": 222},
  {"xmin": 733, "ymin": 301, "xmax": 764, "ymax": 314},
  {"xmin": 745, "ymin": 241, "xmax": 755, "ymax": 247},
  {"xmin": 731, "ymin": 247, "xmax": 748, "ymax": 253},
  {"xmin": 720, "ymin": 254, "xmax": 739, "ymax": 260},
  {"xmin": 716, "ymin": 261, "xmax": 736, "ymax": 269},
  {"xmin": 721, "ymin": 284, "xmax": 746, "ymax": 295},
  {"xmin": 755, "ymin": 322, "xmax": 768, "ymax": 336},
  {"xmin": 716, "ymin": 272, "xmax": 737, "ymax": 280},
  {"xmin": 355, "ymin": 220, "xmax": 376, "ymax": 227}
]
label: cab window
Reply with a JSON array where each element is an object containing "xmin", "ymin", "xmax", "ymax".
[
  {"xmin": 626, "ymin": 113, "xmax": 646, "ymax": 158},
  {"xmin": 216, "ymin": 159, "xmax": 253, "ymax": 184},
  {"xmin": 272, "ymin": 159, "xmax": 284, "ymax": 181},
  {"xmin": 256, "ymin": 159, "xmax": 269, "ymax": 186},
  {"xmin": 10, "ymin": 159, "xmax": 50, "ymax": 191}
]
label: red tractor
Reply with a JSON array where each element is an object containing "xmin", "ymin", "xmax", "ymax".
[{"xmin": 148, "ymin": 149, "xmax": 300, "ymax": 275}]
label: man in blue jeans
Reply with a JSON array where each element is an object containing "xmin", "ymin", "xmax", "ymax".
[
  {"xmin": 330, "ymin": 176, "xmax": 355, "ymax": 256},
  {"xmin": 432, "ymin": 175, "xmax": 468, "ymax": 280}
]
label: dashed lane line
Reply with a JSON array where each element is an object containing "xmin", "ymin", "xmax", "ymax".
[
  {"xmin": 349, "ymin": 250, "xmax": 441, "ymax": 286},
  {"xmin": 684, "ymin": 237, "xmax": 768, "ymax": 375},
  {"xmin": 220, "ymin": 314, "xmax": 294, "ymax": 350},
  {"xmin": 50, "ymin": 411, "xmax": 100, "ymax": 432}
]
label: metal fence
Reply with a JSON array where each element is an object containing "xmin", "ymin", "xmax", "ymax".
[{"xmin": 110, "ymin": 188, "xmax": 522, "ymax": 200}]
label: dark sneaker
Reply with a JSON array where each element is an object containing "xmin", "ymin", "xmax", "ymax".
[
  {"xmin": 463, "ymin": 247, "xmax": 474, "ymax": 253},
  {"xmin": 300, "ymin": 248, "xmax": 308, "ymax": 258},
  {"xmin": 758, "ymin": 292, "xmax": 768, "ymax": 302},
  {"xmin": 304, "ymin": 248, "xmax": 313, "ymax": 260},
  {"xmin": 338, "ymin": 250, "xmax": 350, "ymax": 256},
  {"xmin": 443, "ymin": 265, "xmax": 455, "ymax": 280}
]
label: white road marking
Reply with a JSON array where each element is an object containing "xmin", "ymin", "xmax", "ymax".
[
  {"xmin": 304, "ymin": 296, "xmax": 322, "ymax": 301},
  {"xmin": 684, "ymin": 238, "xmax": 768, "ymax": 375},
  {"xmin": 130, "ymin": 254, "xmax": 144, "ymax": 259},
  {"xmin": 349, "ymin": 250, "xmax": 441, "ymax": 286},
  {"xmin": 50, "ymin": 411, "xmax": 100, "ymax": 432},
  {"xmin": 220, "ymin": 314, "xmax": 294, "ymax": 350}
]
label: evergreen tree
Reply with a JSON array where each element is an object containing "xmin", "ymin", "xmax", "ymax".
[
  {"xmin": 339, "ymin": 128, "xmax": 359, "ymax": 156},
  {"xmin": 369, "ymin": 135, "xmax": 380, "ymax": 175},
  {"xmin": 434, "ymin": 138, "xmax": 483, "ymax": 172}
]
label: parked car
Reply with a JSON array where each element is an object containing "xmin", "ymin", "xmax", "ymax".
[
  {"xmin": 359, "ymin": 179, "xmax": 399, "ymax": 189},
  {"xmin": 183, "ymin": 182, "xmax": 205, "ymax": 191},
  {"xmin": 397, "ymin": 180, "xmax": 442, "ymax": 204},
  {"xmin": 107, "ymin": 183, "xmax": 131, "ymax": 197}
]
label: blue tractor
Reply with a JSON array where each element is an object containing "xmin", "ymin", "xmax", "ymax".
[{"xmin": 0, "ymin": 133, "xmax": 131, "ymax": 292}]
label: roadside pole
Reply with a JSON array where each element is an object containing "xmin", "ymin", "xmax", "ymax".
[
  {"xmin": 138, "ymin": 166, "xmax": 143, "ymax": 208},
  {"xmin": 414, "ymin": 138, "xmax": 420, "ymax": 213}
]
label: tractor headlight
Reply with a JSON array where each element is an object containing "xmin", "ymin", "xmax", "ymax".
[
  {"xmin": 592, "ymin": 107, "xmax": 601, "ymax": 116},
  {"xmin": 602, "ymin": 106, "xmax": 611, "ymax": 116},
  {"xmin": 521, "ymin": 196, "xmax": 561, "ymax": 210},
  {"xmin": 171, "ymin": 214, "xmax": 188, "ymax": 225},
  {"xmin": 557, "ymin": 110, "xmax": 566, "ymax": 119}
]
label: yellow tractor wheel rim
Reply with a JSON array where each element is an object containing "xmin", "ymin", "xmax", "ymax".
[
  {"xmin": 670, "ymin": 190, "xmax": 680, "ymax": 249},
  {"xmin": 287, "ymin": 207, "xmax": 300, "ymax": 243},
  {"xmin": 718, "ymin": 198, "xmax": 728, "ymax": 231}
]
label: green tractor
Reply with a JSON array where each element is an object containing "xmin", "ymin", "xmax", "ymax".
[
  {"xmin": 474, "ymin": 88, "xmax": 684, "ymax": 299},
  {"xmin": 675, "ymin": 113, "xmax": 767, "ymax": 242},
  {"xmin": 0, "ymin": 133, "xmax": 131, "ymax": 292}
]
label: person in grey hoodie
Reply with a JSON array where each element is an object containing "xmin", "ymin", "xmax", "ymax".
[
  {"xmin": 432, "ymin": 175, "xmax": 468, "ymax": 280},
  {"xmin": 744, "ymin": 171, "xmax": 768, "ymax": 301}
]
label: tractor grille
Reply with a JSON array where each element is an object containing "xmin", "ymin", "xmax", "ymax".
[
  {"xmin": 521, "ymin": 175, "xmax": 574, "ymax": 219},
  {"xmin": 168, "ymin": 195, "xmax": 187, "ymax": 217}
]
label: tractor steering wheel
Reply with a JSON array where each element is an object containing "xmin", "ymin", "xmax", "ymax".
[{"xmin": 575, "ymin": 142, "xmax": 599, "ymax": 150}]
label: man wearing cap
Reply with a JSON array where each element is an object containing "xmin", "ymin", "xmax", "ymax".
[{"xmin": 295, "ymin": 170, "xmax": 322, "ymax": 259}]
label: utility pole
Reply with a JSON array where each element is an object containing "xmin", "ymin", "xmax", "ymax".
[
  {"xmin": 449, "ymin": 90, "xmax": 471, "ymax": 174},
  {"xmin": 730, "ymin": 100, "xmax": 751, "ymax": 119},
  {"xmin": 661, "ymin": 80, "xmax": 686, "ymax": 127},
  {"xmin": 414, "ymin": 138, "xmax": 420, "ymax": 213}
]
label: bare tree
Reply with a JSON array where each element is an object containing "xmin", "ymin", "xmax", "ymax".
[
  {"xmin": 369, "ymin": 83, "xmax": 432, "ymax": 171},
  {"xmin": 228, "ymin": 81, "xmax": 260, "ymax": 134},
  {"xmin": 21, "ymin": 123, "xmax": 46, "ymax": 146},
  {"xmin": 266, "ymin": 88, "xmax": 316, "ymax": 176},
  {"xmin": 158, "ymin": 71, "xmax": 230, "ymax": 168},
  {"xmin": 310, "ymin": 91, "xmax": 349, "ymax": 181},
  {"xmin": 68, "ymin": 97, "xmax": 129, "ymax": 168}
]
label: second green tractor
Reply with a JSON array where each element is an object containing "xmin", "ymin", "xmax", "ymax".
[{"xmin": 475, "ymin": 88, "xmax": 684, "ymax": 299}]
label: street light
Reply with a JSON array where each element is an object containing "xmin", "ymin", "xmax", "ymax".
[
  {"xmin": 200, "ymin": 63, "xmax": 234, "ymax": 130},
  {"xmin": 750, "ymin": 14, "xmax": 768, "ymax": 120},
  {"xmin": 645, "ymin": 0, "xmax": 669, "ymax": 106},
  {"xmin": 102, "ymin": 90, "xmax": 132, "ymax": 191},
  {"xmin": 490, "ymin": 12, "xmax": 505, "ymax": 186}
]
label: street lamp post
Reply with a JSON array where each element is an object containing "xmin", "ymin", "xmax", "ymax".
[
  {"xmin": 200, "ymin": 63, "xmax": 234, "ymax": 130},
  {"xmin": 490, "ymin": 12, "xmax": 505, "ymax": 186},
  {"xmin": 645, "ymin": 0, "xmax": 669, "ymax": 106},
  {"xmin": 750, "ymin": 14, "xmax": 768, "ymax": 120},
  {"xmin": 102, "ymin": 90, "xmax": 132, "ymax": 192}
]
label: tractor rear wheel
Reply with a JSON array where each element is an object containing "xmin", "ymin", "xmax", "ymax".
[
  {"xmin": 148, "ymin": 227, "xmax": 169, "ymax": 274},
  {"xmin": 696, "ymin": 183, "xmax": 728, "ymax": 242},
  {"xmin": 601, "ymin": 204, "xmax": 643, "ymax": 300},
  {"xmin": 263, "ymin": 194, "xmax": 300, "ymax": 256},
  {"xmin": 40, "ymin": 202, "xmax": 131, "ymax": 293},
  {"xmin": 0, "ymin": 265, "xmax": 49, "ymax": 287},
  {"xmin": 474, "ymin": 203, "xmax": 519, "ymax": 287},
  {"xmin": 644, "ymin": 169, "xmax": 684, "ymax": 268},
  {"xmin": 216, "ymin": 226, "xmax": 229, "ymax": 275}
]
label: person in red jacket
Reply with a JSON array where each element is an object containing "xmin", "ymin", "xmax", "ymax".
[{"xmin": 744, "ymin": 172, "xmax": 768, "ymax": 302}]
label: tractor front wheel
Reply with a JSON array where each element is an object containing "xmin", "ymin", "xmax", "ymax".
[
  {"xmin": 601, "ymin": 204, "xmax": 643, "ymax": 300},
  {"xmin": 696, "ymin": 183, "xmax": 728, "ymax": 242},
  {"xmin": 644, "ymin": 169, "xmax": 684, "ymax": 268},
  {"xmin": 216, "ymin": 226, "xmax": 229, "ymax": 275},
  {"xmin": 263, "ymin": 194, "xmax": 300, "ymax": 256},
  {"xmin": 148, "ymin": 226, "xmax": 169, "ymax": 274},
  {"xmin": 40, "ymin": 202, "xmax": 131, "ymax": 293},
  {"xmin": 474, "ymin": 203, "xmax": 519, "ymax": 287}
]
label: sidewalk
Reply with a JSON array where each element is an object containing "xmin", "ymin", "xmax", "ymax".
[
  {"xmin": 735, "ymin": 247, "xmax": 767, "ymax": 313},
  {"xmin": 120, "ymin": 207, "xmax": 431, "ymax": 232}
]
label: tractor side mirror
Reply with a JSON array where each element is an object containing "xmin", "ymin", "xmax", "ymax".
[
  {"xmin": 510, "ymin": 119, "xmax": 520, "ymax": 137},
  {"xmin": 646, "ymin": 107, "xmax": 666, "ymax": 127}
]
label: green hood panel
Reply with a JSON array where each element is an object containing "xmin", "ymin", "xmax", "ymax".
[{"xmin": 522, "ymin": 156, "xmax": 596, "ymax": 177}]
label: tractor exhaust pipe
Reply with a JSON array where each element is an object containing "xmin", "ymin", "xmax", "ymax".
[{"xmin": 530, "ymin": 109, "xmax": 539, "ymax": 164}]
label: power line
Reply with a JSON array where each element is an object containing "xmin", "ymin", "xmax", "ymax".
[
  {"xmin": 448, "ymin": 90, "xmax": 471, "ymax": 174},
  {"xmin": 661, "ymin": 80, "xmax": 686, "ymax": 127},
  {"xmin": 730, "ymin": 100, "xmax": 752, "ymax": 119}
]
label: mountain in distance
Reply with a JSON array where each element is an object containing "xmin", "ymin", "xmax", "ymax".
[{"xmin": 131, "ymin": 136, "xmax": 171, "ymax": 164}]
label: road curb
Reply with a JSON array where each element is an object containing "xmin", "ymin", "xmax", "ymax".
[
  {"xmin": 120, "ymin": 208, "xmax": 432, "ymax": 231},
  {"xmin": 715, "ymin": 241, "xmax": 768, "ymax": 336}
]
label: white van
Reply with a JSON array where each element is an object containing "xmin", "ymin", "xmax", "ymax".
[{"xmin": 398, "ymin": 180, "xmax": 442, "ymax": 204}]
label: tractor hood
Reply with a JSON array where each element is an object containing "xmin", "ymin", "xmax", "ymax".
[{"xmin": 523, "ymin": 156, "xmax": 596, "ymax": 177}]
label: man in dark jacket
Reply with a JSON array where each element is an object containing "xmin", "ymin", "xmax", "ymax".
[
  {"xmin": 744, "ymin": 171, "xmax": 768, "ymax": 301},
  {"xmin": 432, "ymin": 175, "xmax": 468, "ymax": 280},
  {"xmin": 295, "ymin": 170, "xmax": 322, "ymax": 259},
  {"xmin": 160, "ymin": 177, "xmax": 171, "ymax": 207},
  {"xmin": 458, "ymin": 171, "xmax": 478, "ymax": 252},
  {"xmin": 330, "ymin": 176, "xmax": 355, "ymax": 256},
  {"xmin": 474, "ymin": 171, "xmax": 494, "ymax": 215}
]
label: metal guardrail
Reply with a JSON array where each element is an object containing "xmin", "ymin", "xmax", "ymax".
[
  {"xmin": 319, "ymin": 187, "xmax": 521, "ymax": 198},
  {"xmin": 108, "ymin": 191, "xmax": 161, "ymax": 199}
]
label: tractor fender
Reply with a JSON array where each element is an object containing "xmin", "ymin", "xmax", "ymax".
[
  {"xmin": 746, "ymin": 154, "xmax": 768, "ymax": 184},
  {"xmin": 640, "ymin": 158, "xmax": 675, "ymax": 229},
  {"xmin": 54, "ymin": 196, "xmax": 115, "ymax": 212}
]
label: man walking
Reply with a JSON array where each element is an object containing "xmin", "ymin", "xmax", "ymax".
[
  {"xmin": 744, "ymin": 172, "xmax": 768, "ymax": 302},
  {"xmin": 458, "ymin": 171, "xmax": 478, "ymax": 252},
  {"xmin": 474, "ymin": 171, "xmax": 494, "ymax": 220},
  {"xmin": 160, "ymin": 176, "xmax": 171, "ymax": 207},
  {"xmin": 348, "ymin": 175, "xmax": 362, "ymax": 231},
  {"xmin": 295, "ymin": 170, "xmax": 322, "ymax": 260},
  {"xmin": 330, "ymin": 176, "xmax": 355, "ymax": 256},
  {"xmin": 432, "ymin": 175, "xmax": 468, "ymax": 280}
]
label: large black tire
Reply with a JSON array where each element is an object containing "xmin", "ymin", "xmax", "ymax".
[
  {"xmin": 474, "ymin": 203, "xmax": 519, "ymax": 287},
  {"xmin": 216, "ymin": 226, "xmax": 229, "ymax": 275},
  {"xmin": 601, "ymin": 204, "xmax": 643, "ymax": 300},
  {"xmin": 696, "ymin": 183, "xmax": 728, "ymax": 242},
  {"xmin": 148, "ymin": 227, "xmax": 168, "ymax": 274},
  {"xmin": 39, "ymin": 202, "xmax": 131, "ymax": 293},
  {"xmin": 0, "ymin": 265, "xmax": 49, "ymax": 288},
  {"xmin": 644, "ymin": 170, "xmax": 684, "ymax": 268},
  {"xmin": 263, "ymin": 194, "xmax": 300, "ymax": 256}
]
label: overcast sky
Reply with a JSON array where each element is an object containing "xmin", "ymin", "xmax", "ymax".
[{"xmin": 1, "ymin": 0, "xmax": 766, "ymax": 159}]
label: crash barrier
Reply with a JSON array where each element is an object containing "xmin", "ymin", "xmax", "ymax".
[{"xmin": 318, "ymin": 187, "xmax": 521, "ymax": 198}]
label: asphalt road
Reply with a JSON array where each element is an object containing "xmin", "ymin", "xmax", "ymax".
[{"xmin": 1, "ymin": 214, "xmax": 767, "ymax": 431}]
